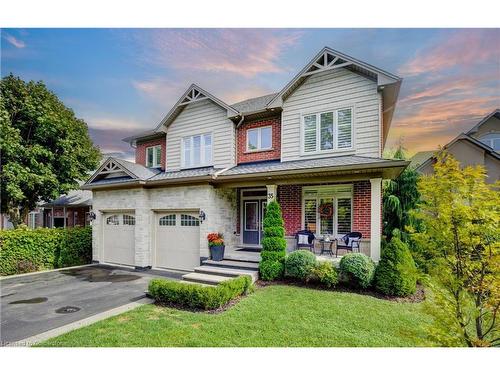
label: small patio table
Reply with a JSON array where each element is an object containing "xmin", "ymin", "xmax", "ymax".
[{"xmin": 318, "ymin": 238, "xmax": 335, "ymax": 256}]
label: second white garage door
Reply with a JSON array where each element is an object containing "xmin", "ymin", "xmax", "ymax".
[{"xmin": 155, "ymin": 212, "xmax": 201, "ymax": 271}]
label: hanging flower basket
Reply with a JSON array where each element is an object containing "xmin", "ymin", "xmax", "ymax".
[{"xmin": 318, "ymin": 202, "xmax": 334, "ymax": 218}]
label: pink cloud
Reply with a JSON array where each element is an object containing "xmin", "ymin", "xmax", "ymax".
[
  {"xmin": 2, "ymin": 32, "xmax": 26, "ymax": 48},
  {"xmin": 139, "ymin": 29, "xmax": 303, "ymax": 78},
  {"xmin": 399, "ymin": 29, "xmax": 499, "ymax": 76}
]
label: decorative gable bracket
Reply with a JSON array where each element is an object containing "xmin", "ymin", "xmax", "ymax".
[
  {"xmin": 180, "ymin": 87, "xmax": 207, "ymax": 105},
  {"xmin": 302, "ymin": 51, "xmax": 352, "ymax": 77}
]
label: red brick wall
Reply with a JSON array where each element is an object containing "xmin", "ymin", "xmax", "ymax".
[
  {"xmin": 353, "ymin": 181, "xmax": 371, "ymax": 239},
  {"xmin": 236, "ymin": 116, "xmax": 281, "ymax": 164},
  {"xmin": 135, "ymin": 136, "xmax": 166, "ymax": 170},
  {"xmin": 277, "ymin": 185, "xmax": 302, "ymax": 236}
]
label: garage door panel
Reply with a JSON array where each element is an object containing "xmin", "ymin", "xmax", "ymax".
[
  {"xmin": 156, "ymin": 213, "xmax": 200, "ymax": 271},
  {"xmin": 103, "ymin": 213, "xmax": 135, "ymax": 266}
]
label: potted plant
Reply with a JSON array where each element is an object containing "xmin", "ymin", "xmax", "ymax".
[{"xmin": 207, "ymin": 232, "xmax": 225, "ymax": 261}]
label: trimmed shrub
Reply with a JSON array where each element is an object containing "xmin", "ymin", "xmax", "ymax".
[
  {"xmin": 0, "ymin": 226, "xmax": 92, "ymax": 276},
  {"xmin": 374, "ymin": 237, "xmax": 417, "ymax": 296},
  {"xmin": 339, "ymin": 253, "xmax": 375, "ymax": 288},
  {"xmin": 259, "ymin": 260, "xmax": 284, "ymax": 281},
  {"xmin": 148, "ymin": 275, "xmax": 252, "ymax": 310},
  {"xmin": 307, "ymin": 261, "xmax": 339, "ymax": 288},
  {"xmin": 259, "ymin": 200, "xmax": 287, "ymax": 281},
  {"xmin": 285, "ymin": 250, "xmax": 316, "ymax": 280},
  {"xmin": 260, "ymin": 250, "xmax": 286, "ymax": 263}
]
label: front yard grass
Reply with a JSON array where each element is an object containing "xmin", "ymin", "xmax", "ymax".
[{"xmin": 39, "ymin": 285, "xmax": 435, "ymax": 347}]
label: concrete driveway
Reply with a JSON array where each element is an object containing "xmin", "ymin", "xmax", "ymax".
[{"xmin": 0, "ymin": 264, "xmax": 182, "ymax": 345}]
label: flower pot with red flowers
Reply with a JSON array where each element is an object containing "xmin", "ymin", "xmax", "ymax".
[{"xmin": 207, "ymin": 232, "xmax": 225, "ymax": 261}]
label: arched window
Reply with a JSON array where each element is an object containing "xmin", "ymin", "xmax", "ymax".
[
  {"xmin": 122, "ymin": 214, "xmax": 135, "ymax": 225},
  {"xmin": 106, "ymin": 215, "xmax": 119, "ymax": 225},
  {"xmin": 159, "ymin": 214, "xmax": 176, "ymax": 226},
  {"xmin": 181, "ymin": 214, "xmax": 199, "ymax": 227}
]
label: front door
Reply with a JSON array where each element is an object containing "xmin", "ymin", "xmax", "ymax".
[{"xmin": 243, "ymin": 199, "xmax": 266, "ymax": 245}]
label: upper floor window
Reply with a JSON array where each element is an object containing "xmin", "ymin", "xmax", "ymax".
[
  {"xmin": 247, "ymin": 126, "xmax": 272, "ymax": 152},
  {"xmin": 182, "ymin": 133, "xmax": 212, "ymax": 168},
  {"xmin": 302, "ymin": 108, "xmax": 353, "ymax": 154},
  {"xmin": 479, "ymin": 133, "xmax": 500, "ymax": 151},
  {"xmin": 146, "ymin": 145, "xmax": 162, "ymax": 168}
]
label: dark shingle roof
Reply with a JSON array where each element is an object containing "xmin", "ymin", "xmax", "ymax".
[
  {"xmin": 409, "ymin": 150, "xmax": 437, "ymax": 168},
  {"xmin": 220, "ymin": 156, "xmax": 402, "ymax": 176},
  {"xmin": 43, "ymin": 189, "xmax": 92, "ymax": 207},
  {"xmin": 115, "ymin": 158, "xmax": 160, "ymax": 180},
  {"xmin": 148, "ymin": 167, "xmax": 220, "ymax": 181},
  {"xmin": 230, "ymin": 93, "xmax": 277, "ymax": 114}
]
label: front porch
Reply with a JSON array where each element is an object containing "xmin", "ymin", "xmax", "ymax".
[{"xmin": 218, "ymin": 178, "xmax": 382, "ymax": 261}]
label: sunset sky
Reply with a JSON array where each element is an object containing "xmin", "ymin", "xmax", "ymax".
[{"xmin": 1, "ymin": 28, "xmax": 499, "ymax": 160}]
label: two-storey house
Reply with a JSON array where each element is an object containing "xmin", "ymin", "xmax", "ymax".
[{"xmin": 83, "ymin": 47, "xmax": 408, "ymax": 271}]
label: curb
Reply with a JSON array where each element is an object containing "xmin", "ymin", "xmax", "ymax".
[
  {"xmin": 0, "ymin": 264, "xmax": 97, "ymax": 281},
  {"xmin": 5, "ymin": 297, "xmax": 154, "ymax": 347}
]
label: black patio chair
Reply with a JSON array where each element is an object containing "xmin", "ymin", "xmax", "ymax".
[
  {"xmin": 295, "ymin": 230, "xmax": 315, "ymax": 252},
  {"xmin": 335, "ymin": 232, "xmax": 362, "ymax": 257}
]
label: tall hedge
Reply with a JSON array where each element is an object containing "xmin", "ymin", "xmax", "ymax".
[
  {"xmin": 259, "ymin": 200, "xmax": 287, "ymax": 280},
  {"xmin": 0, "ymin": 226, "xmax": 92, "ymax": 276},
  {"xmin": 374, "ymin": 237, "xmax": 417, "ymax": 296}
]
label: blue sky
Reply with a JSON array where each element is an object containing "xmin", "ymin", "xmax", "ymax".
[{"xmin": 1, "ymin": 28, "xmax": 499, "ymax": 160}]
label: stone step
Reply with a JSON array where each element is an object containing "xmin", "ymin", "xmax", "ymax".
[
  {"xmin": 194, "ymin": 265, "xmax": 258, "ymax": 282},
  {"xmin": 202, "ymin": 259, "xmax": 260, "ymax": 271},
  {"xmin": 182, "ymin": 272, "xmax": 234, "ymax": 286},
  {"xmin": 179, "ymin": 280, "xmax": 215, "ymax": 287},
  {"xmin": 223, "ymin": 252, "xmax": 261, "ymax": 263}
]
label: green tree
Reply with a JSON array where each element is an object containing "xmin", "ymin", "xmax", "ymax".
[
  {"xmin": 259, "ymin": 200, "xmax": 287, "ymax": 281},
  {"xmin": 1, "ymin": 74, "xmax": 100, "ymax": 227},
  {"xmin": 413, "ymin": 151, "xmax": 499, "ymax": 347},
  {"xmin": 383, "ymin": 146, "xmax": 421, "ymax": 241}
]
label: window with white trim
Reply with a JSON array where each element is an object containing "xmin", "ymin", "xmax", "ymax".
[
  {"xmin": 146, "ymin": 145, "xmax": 162, "ymax": 168},
  {"xmin": 303, "ymin": 185, "xmax": 353, "ymax": 237},
  {"xmin": 247, "ymin": 126, "xmax": 272, "ymax": 152},
  {"xmin": 182, "ymin": 133, "xmax": 212, "ymax": 168},
  {"xmin": 302, "ymin": 108, "xmax": 353, "ymax": 153},
  {"xmin": 479, "ymin": 133, "xmax": 500, "ymax": 151}
]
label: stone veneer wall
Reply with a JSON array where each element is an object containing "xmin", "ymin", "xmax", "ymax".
[{"xmin": 92, "ymin": 184, "xmax": 237, "ymax": 268}]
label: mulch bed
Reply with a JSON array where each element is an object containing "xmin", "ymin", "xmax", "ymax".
[{"xmin": 255, "ymin": 279, "xmax": 426, "ymax": 303}]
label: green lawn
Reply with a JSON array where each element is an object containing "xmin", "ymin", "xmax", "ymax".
[{"xmin": 39, "ymin": 285, "xmax": 435, "ymax": 347}]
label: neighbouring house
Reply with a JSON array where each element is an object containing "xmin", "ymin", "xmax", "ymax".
[
  {"xmin": 82, "ymin": 47, "xmax": 408, "ymax": 271},
  {"xmin": 413, "ymin": 109, "xmax": 500, "ymax": 183}
]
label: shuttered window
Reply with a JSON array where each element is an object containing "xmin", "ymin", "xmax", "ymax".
[
  {"xmin": 337, "ymin": 198, "xmax": 352, "ymax": 234},
  {"xmin": 182, "ymin": 133, "xmax": 212, "ymax": 168},
  {"xmin": 302, "ymin": 108, "xmax": 353, "ymax": 153}
]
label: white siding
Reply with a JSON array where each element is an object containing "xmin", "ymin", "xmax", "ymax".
[
  {"xmin": 165, "ymin": 99, "xmax": 236, "ymax": 170},
  {"xmin": 281, "ymin": 68, "xmax": 382, "ymax": 161}
]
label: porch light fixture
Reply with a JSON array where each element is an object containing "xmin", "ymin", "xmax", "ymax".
[
  {"xmin": 88, "ymin": 211, "xmax": 96, "ymax": 221},
  {"xmin": 199, "ymin": 210, "xmax": 206, "ymax": 223}
]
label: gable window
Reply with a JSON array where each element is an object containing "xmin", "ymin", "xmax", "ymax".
[
  {"xmin": 303, "ymin": 185, "xmax": 352, "ymax": 237},
  {"xmin": 302, "ymin": 108, "xmax": 353, "ymax": 153},
  {"xmin": 479, "ymin": 133, "xmax": 500, "ymax": 151},
  {"xmin": 146, "ymin": 145, "xmax": 162, "ymax": 168},
  {"xmin": 247, "ymin": 126, "xmax": 272, "ymax": 152},
  {"xmin": 182, "ymin": 133, "xmax": 212, "ymax": 168}
]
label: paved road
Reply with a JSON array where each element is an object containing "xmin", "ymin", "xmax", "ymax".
[{"xmin": 0, "ymin": 265, "xmax": 182, "ymax": 345}]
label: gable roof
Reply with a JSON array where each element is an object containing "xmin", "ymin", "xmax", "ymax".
[
  {"xmin": 417, "ymin": 133, "xmax": 500, "ymax": 172},
  {"xmin": 42, "ymin": 189, "xmax": 92, "ymax": 207},
  {"xmin": 409, "ymin": 150, "xmax": 438, "ymax": 168},
  {"xmin": 124, "ymin": 84, "xmax": 239, "ymax": 144},
  {"xmin": 266, "ymin": 47, "xmax": 402, "ymax": 147},
  {"xmin": 466, "ymin": 108, "xmax": 500, "ymax": 135},
  {"xmin": 83, "ymin": 157, "xmax": 160, "ymax": 187}
]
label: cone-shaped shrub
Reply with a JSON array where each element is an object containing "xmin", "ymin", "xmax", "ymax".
[
  {"xmin": 259, "ymin": 200, "xmax": 287, "ymax": 281},
  {"xmin": 375, "ymin": 237, "xmax": 417, "ymax": 296}
]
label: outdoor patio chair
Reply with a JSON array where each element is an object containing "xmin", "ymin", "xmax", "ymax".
[
  {"xmin": 295, "ymin": 230, "xmax": 315, "ymax": 252},
  {"xmin": 335, "ymin": 232, "xmax": 362, "ymax": 257}
]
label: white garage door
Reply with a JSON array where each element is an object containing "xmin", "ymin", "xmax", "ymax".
[
  {"xmin": 155, "ymin": 212, "xmax": 200, "ymax": 271},
  {"xmin": 103, "ymin": 212, "xmax": 135, "ymax": 266}
]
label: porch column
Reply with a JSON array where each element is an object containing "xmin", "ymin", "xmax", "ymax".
[
  {"xmin": 266, "ymin": 184, "xmax": 277, "ymax": 203},
  {"xmin": 369, "ymin": 178, "xmax": 382, "ymax": 262}
]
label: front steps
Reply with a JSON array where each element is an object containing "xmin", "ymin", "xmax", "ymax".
[{"xmin": 181, "ymin": 258, "xmax": 259, "ymax": 286}]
